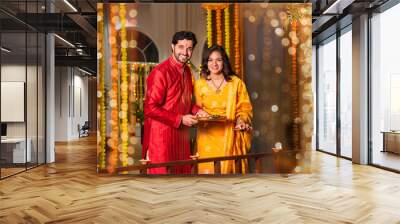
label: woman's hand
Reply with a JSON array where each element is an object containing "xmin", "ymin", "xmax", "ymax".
[
  {"xmin": 196, "ymin": 109, "xmax": 209, "ymax": 118},
  {"xmin": 235, "ymin": 118, "xmax": 252, "ymax": 132}
]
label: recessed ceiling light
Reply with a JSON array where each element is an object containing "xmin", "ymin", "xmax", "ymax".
[
  {"xmin": 63, "ymin": 0, "xmax": 78, "ymax": 12},
  {"xmin": 1, "ymin": 47, "xmax": 11, "ymax": 53},
  {"xmin": 54, "ymin": 34, "xmax": 75, "ymax": 48},
  {"xmin": 78, "ymin": 67, "xmax": 93, "ymax": 76}
]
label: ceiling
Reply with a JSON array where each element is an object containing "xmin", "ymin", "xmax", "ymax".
[
  {"xmin": 311, "ymin": 0, "xmax": 391, "ymax": 43},
  {"xmin": 1, "ymin": 0, "xmax": 397, "ymax": 74},
  {"xmin": 0, "ymin": 0, "xmax": 97, "ymax": 74}
]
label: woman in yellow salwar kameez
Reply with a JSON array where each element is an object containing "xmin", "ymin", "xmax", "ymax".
[{"xmin": 194, "ymin": 45, "xmax": 253, "ymax": 174}]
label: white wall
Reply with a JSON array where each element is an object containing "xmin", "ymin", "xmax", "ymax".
[
  {"xmin": 1, "ymin": 64, "xmax": 45, "ymax": 163},
  {"xmin": 72, "ymin": 72, "xmax": 89, "ymax": 138},
  {"xmin": 55, "ymin": 66, "xmax": 69, "ymax": 141},
  {"xmin": 55, "ymin": 67, "xmax": 89, "ymax": 141},
  {"xmin": 1, "ymin": 65, "xmax": 37, "ymax": 138},
  {"xmin": 1, "ymin": 65, "xmax": 27, "ymax": 140},
  {"xmin": 1, "ymin": 65, "xmax": 26, "ymax": 134}
]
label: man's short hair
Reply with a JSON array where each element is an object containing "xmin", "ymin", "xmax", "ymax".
[{"xmin": 172, "ymin": 31, "xmax": 197, "ymax": 48}]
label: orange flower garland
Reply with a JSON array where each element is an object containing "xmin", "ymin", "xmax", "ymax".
[
  {"xmin": 216, "ymin": 8, "xmax": 222, "ymax": 46},
  {"xmin": 132, "ymin": 64, "xmax": 138, "ymax": 101},
  {"xmin": 207, "ymin": 8, "xmax": 212, "ymax": 47},
  {"xmin": 287, "ymin": 6, "xmax": 302, "ymax": 150},
  {"xmin": 97, "ymin": 3, "xmax": 106, "ymax": 169},
  {"xmin": 203, "ymin": 3, "xmax": 239, "ymax": 76},
  {"xmin": 128, "ymin": 64, "xmax": 136, "ymax": 148},
  {"xmin": 291, "ymin": 19, "xmax": 300, "ymax": 150},
  {"xmin": 119, "ymin": 3, "xmax": 129, "ymax": 168},
  {"xmin": 107, "ymin": 4, "xmax": 119, "ymax": 173},
  {"xmin": 224, "ymin": 6, "xmax": 230, "ymax": 57},
  {"xmin": 233, "ymin": 3, "xmax": 240, "ymax": 77}
]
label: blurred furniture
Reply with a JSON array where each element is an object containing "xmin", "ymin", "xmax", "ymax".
[
  {"xmin": 78, "ymin": 121, "xmax": 90, "ymax": 138},
  {"xmin": 0, "ymin": 138, "xmax": 32, "ymax": 164},
  {"xmin": 382, "ymin": 131, "xmax": 400, "ymax": 154}
]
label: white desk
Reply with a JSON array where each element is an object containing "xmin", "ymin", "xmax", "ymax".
[{"xmin": 1, "ymin": 138, "xmax": 31, "ymax": 163}]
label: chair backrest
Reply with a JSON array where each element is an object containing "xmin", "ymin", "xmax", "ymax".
[{"xmin": 82, "ymin": 121, "xmax": 90, "ymax": 129}]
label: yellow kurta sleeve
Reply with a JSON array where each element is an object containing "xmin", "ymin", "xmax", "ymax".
[
  {"xmin": 235, "ymin": 79, "xmax": 253, "ymax": 124},
  {"xmin": 194, "ymin": 80, "xmax": 203, "ymax": 108}
]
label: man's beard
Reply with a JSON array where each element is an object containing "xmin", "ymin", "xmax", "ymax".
[{"xmin": 173, "ymin": 52, "xmax": 190, "ymax": 64}]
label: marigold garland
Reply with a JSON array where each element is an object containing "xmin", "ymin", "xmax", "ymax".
[
  {"xmin": 233, "ymin": 3, "xmax": 240, "ymax": 77},
  {"xmin": 119, "ymin": 3, "xmax": 129, "ymax": 168},
  {"xmin": 287, "ymin": 6, "xmax": 301, "ymax": 150},
  {"xmin": 290, "ymin": 19, "xmax": 300, "ymax": 150},
  {"xmin": 138, "ymin": 65, "xmax": 143, "ymax": 100},
  {"xmin": 203, "ymin": 3, "xmax": 240, "ymax": 76},
  {"xmin": 97, "ymin": 3, "xmax": 106, "ymax": 169},
  {"xmin": 207, "ymin": 9, "xmax": 212, "ymax": 47},
  {"xmin": 224, "ymin": 6, "xmax": 230, "ymax": 57},
  {"xmin": 216, "ymin": 9, "xmax": 222, "ymax": 46},
  {"xmin": 108, "ymin": 4, "xmax": 119, "ymax": 173},
  {"xmin": 132, "ymin": 64, "xmax": 138, "ymax": 101},
  {"xmin": 128, "ymin": 64, "xmax": 136, "ymax": 145}
]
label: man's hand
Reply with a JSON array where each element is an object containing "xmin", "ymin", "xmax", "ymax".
[
  {"xmin": 196, "ymin": 109, "xmax": 209, "ymax": 118},
  {"xmin": 182, "ymin": 114, "xmax": 198, "ymax": 127}
]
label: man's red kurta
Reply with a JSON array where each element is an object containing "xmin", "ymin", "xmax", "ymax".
[{"xmin": 143, "ymin": 56, "xmax": 199, "ymax": 174}]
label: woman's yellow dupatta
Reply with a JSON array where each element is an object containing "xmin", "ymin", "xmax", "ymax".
[{"xmin": 222, "ymin": 77, "xmax": 253, "ymax": 174}]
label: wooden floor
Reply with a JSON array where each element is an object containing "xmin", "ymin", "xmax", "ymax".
[
  {"xmin": 1, "ymin": 136, "xmax": 400, "ymax": 223},
  {"xmin": 0, "ymin": 167, "xmax": 26, "ymax": 178}
]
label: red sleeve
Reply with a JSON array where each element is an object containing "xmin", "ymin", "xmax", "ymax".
[
  {"xmin": 191, "ymin": 104, "xmax": 200, "ymax": 115},
  {"xmin": 144, "ymin": 69, "xmax": 182, "ymax": 128}
]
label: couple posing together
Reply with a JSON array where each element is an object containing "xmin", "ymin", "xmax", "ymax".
[{"xmin": 143, "ymin": 31, "xmax": 253, "ymax": 174}]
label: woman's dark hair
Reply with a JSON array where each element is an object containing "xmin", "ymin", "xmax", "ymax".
[
  {"xmin": 201, "ymin": 45, "xmax": 236, "ymax": 81},
  {"xmin": 172, "ymin": 31, "xmax": 197, "ymax": 48}
]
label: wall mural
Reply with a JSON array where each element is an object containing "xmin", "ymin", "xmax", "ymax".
[{"xmin": 97, "ymin": 3, "xmax": 313, "ymax": 175}]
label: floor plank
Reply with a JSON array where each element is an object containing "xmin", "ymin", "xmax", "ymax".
[{"xmin": 0, "ymin": 136, "xmax": 399, "ymax": 223}]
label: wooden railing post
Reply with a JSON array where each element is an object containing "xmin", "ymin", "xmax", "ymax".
[
  {"xmin": 274, "ymin": 152, "xmax": 280, "ymax": 173},
  {"xmin": 272, "ymin": 148, "xmax": 282, "ymax": 173},
  {"xmin": 191, "ymin": 162, "xmax": 198, "ymax": 174},
  {"xmin": 214, "ymin": 161, "xmax": 221, "ymax": 175},
  {"xmin": 139, "ymin": 159, "xmax": 150, "ymax": 175},
  {"xmin": 235, "ymin": 159, "xmax": 242, "ymax": 174},
  {"xmin": 166, "ymin": 166, "xmax": 171, "ymax": 174},
  {"xmin": 255, "ymin": 157, "xmax": 262, "ymax": 174},
  {"xmin": 190, "ymin": 154, "xmax": 199, "ymax": 175}
]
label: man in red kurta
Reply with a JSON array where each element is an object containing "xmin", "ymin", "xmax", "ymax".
[{"xmin": 143, "ymin": 31, "xmax": 208, "ymax": 174}]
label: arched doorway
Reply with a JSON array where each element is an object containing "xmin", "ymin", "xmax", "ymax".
[{"xmin": 117, "ymin": 28, "xmax": 159, "ymax": 63}]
